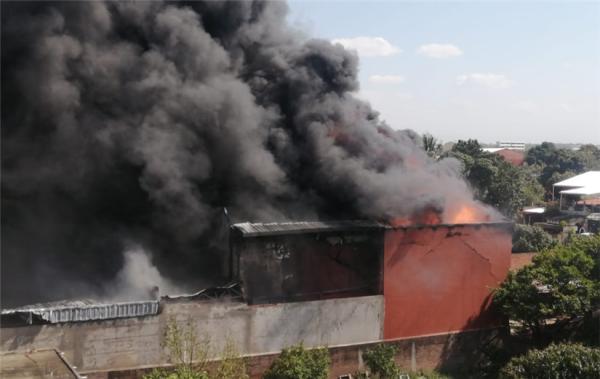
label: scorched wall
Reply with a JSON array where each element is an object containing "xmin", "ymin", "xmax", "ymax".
[{"xmin": 1, "ymin": 296, "xmax": 383, "ymax": 375}]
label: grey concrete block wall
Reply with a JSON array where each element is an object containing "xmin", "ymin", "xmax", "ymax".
[{"xmin": 1, "ymin": 295, "xmax": 384, "ymax": 374}]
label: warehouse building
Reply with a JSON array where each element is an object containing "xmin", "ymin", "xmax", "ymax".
[{"xmin": 1, "ymin": 219, "xmax": 512, "ymax": 378}]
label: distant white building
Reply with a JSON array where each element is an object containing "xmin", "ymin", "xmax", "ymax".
[
  {"xmin": 498, "ymin": 142, "xmax": 526, "ymax": 150},
  {"xmin": 553, "ymin": 171, "xmax": 600, "ymax": 214}
]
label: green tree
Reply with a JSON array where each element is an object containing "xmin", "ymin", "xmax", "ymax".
[
  {"xmin": 447, "ymin": 139, "xmax": 533, "ymax": 217},
  {"xmin": 578, "ymin": 144, "xmax": 600, "ymax": 170},
  {"xmin": 512, "ymin": 224, "xmax": 556, "ymax": 253},
  {"xmin": 525, "ymin": 142, "xmax": 587, "ymax": 194},
  {"xmin": 525, "ymin": 142, "xmax": 558, "ymax": 167},
  {"xmin": 494, "ymin": 236, "xmax": 600, "ymax": 343},
  {"xmin": 452, "ymin": 139, "xmax": 484, "ymax": 157},
  {"xmin": 520, "ymin": 177, "xmax": 545, "ymax": 207},
  {"xmin": 485, "ymin": 162, "xmax": 530, "ymax": 216},
  {"xmin": 144, "ymin": 319, "xmax": 248, "ymax": 379},
  {"xmin": 263, "ymin": 344, "xmax": 330, "ymax": 379},
  {"xmin": 499, "ymin": 343, "xmax": 600, "ymax": 379},
  {"xmin": 159, "ymin": 318, "xmax": 211, "ymax": 379},
  {"xmin": 422, "ymin": 133, "xmax": 443, "ymax": 159},
  {"xmin": 214, "ymin": 339, "xmax": 249, "ymax": 379},
  {"xmin": 362, "ymin": 344, "xmax": 400, "ymax": 379}
]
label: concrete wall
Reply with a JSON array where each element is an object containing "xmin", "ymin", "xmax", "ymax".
[
  {"xmin": 83, "ymin": 327, "xmax": 506, "ymax": 379},
  {"xmin": 383, "ymin": 223, "xmax": 512, "ymax": 339},
  {"xmin": 1, "ymin": 295, "xmax": 383, "ymax": 374}
]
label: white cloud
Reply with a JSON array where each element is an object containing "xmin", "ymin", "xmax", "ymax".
[
  {"xmin": 560, "ymin": 103, "xmax": 575, "ymax": 113},
  {"xmin": 332, "ymin": 37, "xmax": 401, "ymax": 57},
  {"xmin": 456, "ymin": 73, "xmax": 514, "ymax": 89},
  {"xmin": 513, "ymin": 101, "xmax": 538, "ymax": 113},
  {"xmin": 356, "ymin": 89, "xmax": 413, "ymax": 104},
  {"xmin": 369, "ymin": 75, "xmax": 405, "ymax": 84},
  {"xmin": 417, "ymin": 43, "xmax": 463, "ymax": 58}
]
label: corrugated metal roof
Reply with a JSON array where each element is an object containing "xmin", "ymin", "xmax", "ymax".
[
  {"xmin": 523, "ymin": 207, "xmax": 546, "ymax": 214},
  {"xmin": 232, "ymin": 220, "xmax": 513, "ymax": 237},
  {"xmin": 163, "ymin": 282, "xmax": 242, "ymax": 301},
  {"xmin": 560, "ymin": 185, "xmax": 600, "ymax": 196},
  {"xmin": 231, "ymin": 220, "xmax": 386, "ymax": 237},
  {"xmin": 554, "ymin": 171, "xmax": 600, "ymax": 188},
  {"xmin": 1, "ymin": 299, "xmax": 159, "ymax": 324}
]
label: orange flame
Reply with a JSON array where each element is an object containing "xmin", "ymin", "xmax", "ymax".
[
  {"xmin": 390, "ymin": 217, "xmax": 411, "ymax": 227},
  {"xmin": 389, "ymin": 203, "xmax": 491, "ymax": 227},
  {"xmin": 390, "ymin": 207, "xmax": 442, "ymax": 227},
  {"xmin": 445, "ymin": 204, "xmax": 490, "ymax": 224}
]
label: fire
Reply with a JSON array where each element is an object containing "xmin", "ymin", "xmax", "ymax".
[
  {"xmin": 390, "ymin": 217, "xmax": 411, "ymax": 227},
  {"xmin": 390, "ymin": 206, "xmax": 442, "ymax": 227},
  {"xmin": 445, "ymin": 204, "xmax": 490, "ymax": 224},
  {"xmin": 389, "ymin": 203, "xmax": 491, "ymax": 227}
]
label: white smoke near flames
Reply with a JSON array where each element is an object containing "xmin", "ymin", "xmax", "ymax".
[{"xmin": 107, "ymin": 245, "xmax": 183, "ymax": 301}]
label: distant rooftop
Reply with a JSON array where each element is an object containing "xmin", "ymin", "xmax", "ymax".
[
  {"xmin": 523, "ymin": 207, "xmax": 545, "ymax": 214},
  {"xmin": 554, "ymin": 171, "xmax": 600, "ymax": 188},
  {"xmin": 554, "ymin": 171, "xmax": 600, "ymax": 197},
  {"xmin": 482, "ymin": 147, "xmax": 504, "ymax": 153}
]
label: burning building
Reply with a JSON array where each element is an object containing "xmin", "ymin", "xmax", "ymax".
[
  {"xmin": 1, "ymin": 1, "xmax": 513, "ymax": 377},
  {"xmin": 1, "ymin": 219, "xmax": 512, "ymax": 378},
  {"xmin": 230, "ymin": 221, "xmax": 385, "ymax": 304},
  {"xmin": 228, "ymin": 219, "xmax": 511, "ymax": 339},
  {"xmin": 1, "ymin": 0, "xmax": 500, "ymax": 308}
]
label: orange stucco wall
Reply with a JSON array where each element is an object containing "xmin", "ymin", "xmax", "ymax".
[{"xmin": 383, "ymin": 224, "xmax": 512, "ymax": 339}]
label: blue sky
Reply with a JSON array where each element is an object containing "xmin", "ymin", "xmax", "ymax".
[{"xmin": 287, "ymin": 1, "xmax": 600, "ymax": 144}]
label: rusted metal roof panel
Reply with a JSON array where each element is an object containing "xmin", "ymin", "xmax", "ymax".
[
  {"xmin": 231, "ymin": 220, "xmax": 386, "ymax": 237},
  {"xmin": 1, "ymin": 299, "xmax": 159, "ymax": 324}
]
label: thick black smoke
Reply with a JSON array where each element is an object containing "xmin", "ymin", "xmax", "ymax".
[{"xmin": 1, "ymin": 1, "xmax": 495, "ymax": 306}]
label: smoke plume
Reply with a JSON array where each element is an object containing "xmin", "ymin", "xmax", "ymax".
[{"xmin": 1, "ymin": 1, "xmax": 497, "ymax": 306}]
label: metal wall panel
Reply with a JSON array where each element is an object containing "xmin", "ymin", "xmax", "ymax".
[{"xmin": 383, "ymin": 223, "xmax": 512, "ymax": 339}]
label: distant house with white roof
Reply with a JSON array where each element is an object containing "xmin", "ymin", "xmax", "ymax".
[
  {"xmin": 498, "ymin": 142, "xmax": 526, "ymax": 150},
  {"xmin": 553, "ymin": 171, "xmax": 600, "ymax": 214}
]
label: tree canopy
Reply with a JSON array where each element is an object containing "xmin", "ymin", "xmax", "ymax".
[
  {"xmin": 494, "ymin": 235, "xmax": 600, "ymax": 342},
  {"xmin": 525, "ymin": 142, "xmax": 599, "ymax": 194},
  {"xmin": 447, "ymin": 139, "xmax": 541, "ymax": 216},
  {"xmin": 499, "ymin": 343, "xmax": 600, "ymax": 379},
  {"xmin": 512, "ymin": 224, "xmax": 556, "ymax": 253}
]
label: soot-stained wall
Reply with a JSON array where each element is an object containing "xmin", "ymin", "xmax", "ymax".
[
  {"xmin": 233, "ymin": 231, "xmax": 383, "ymax": 304},
  {"xmin": 383, "ymin": 223, "xmax": 512, "ymax": 339},
  {"xmin": 0, "ymin": 296, "xmax": 384, "ymax": 374}
]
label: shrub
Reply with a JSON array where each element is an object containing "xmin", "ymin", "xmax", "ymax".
[
  {"xmin": 412, "ymin": 370, "xmax": 452, "ymax": 379},
  {"xmin": 512, "ymin": 224, "xmax": 555, "ymax": 252},
  {"xmin": 143, "ymin": 318, "xmax": 248, "ymax": 379},
  {"xmin": 499, "ymin": 343, "xmax": 600, "ymax": 379},
  {"xmin": 362, "ymin": 344, "xmax": 400, "ymax": 379},
  {"xmin": 263, "ymin": 344, "xmax": 330, "ymax": 379},
  {"xmin": 214, "ymin": 338, "xmax": 249, "ymax": 379}
]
